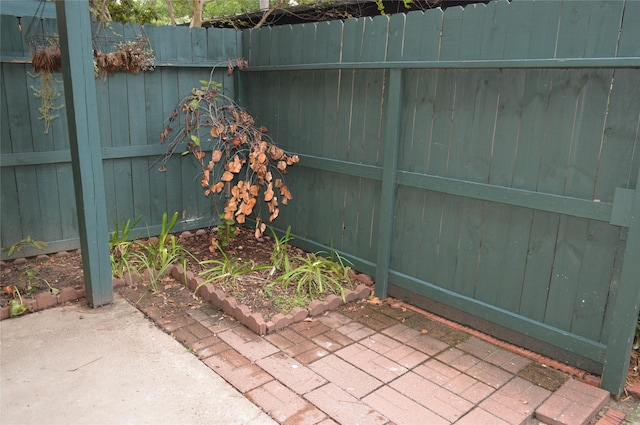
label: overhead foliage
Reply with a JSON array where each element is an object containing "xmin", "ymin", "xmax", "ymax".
[{"xmin": 108, "ymin": 0, "xmax": 159, "ymax": 24}]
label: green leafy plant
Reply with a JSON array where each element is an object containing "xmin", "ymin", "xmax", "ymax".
[
  {"xmin": 270, "ymin": 226, "xmax": 293, "ymax": 274},
  {"xmin": 197, "ymin": 243, "xmax": 269, "ymax": 292},
  {"xmin": 2, "ymin": 236, "xmax": 48, "ymax": 257},
  {"xmin": 19, "ymin": 266, "xmax": 41, "ymax": 295},
  {"xmin": 271, "ymin": 250, "xmax": 352, "ymax": 302},
  {"xmin": 134, "ymin": 212, "xmax": 191, "ymax": 292},
  {"xmin": 9, "ymin": 286, "xmax": 27, "ymax": 318},
  {"xmin": 109, "ymin": 216, "xmax": 141, "ymax": 278},
  {"xmin": 216, "ymin": 213, "xmax": 237, "ymax": 247}
]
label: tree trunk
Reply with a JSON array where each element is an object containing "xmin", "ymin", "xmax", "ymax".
[{"xmin": 165, "ymin": 0, "xmax": 177, "ymax": 26}]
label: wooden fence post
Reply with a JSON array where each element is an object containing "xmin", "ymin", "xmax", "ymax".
[
  {"xmin": 375, "ymin": 68, "xmax": 402, "ymax": 299},
  {"xmin": 55, "ymin": 0, "xmax": 113, "ymax": 307},
  {"xmin": 601, "ymin": 168, "xmax": 640, "ymax": 395}
]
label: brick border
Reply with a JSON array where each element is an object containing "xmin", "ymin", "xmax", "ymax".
[
  {"xmin": 395, "ymin": 300, "xmax": 603, "ymax": 388},
  {"xmin": 168, "ymin": 264, "xmax": 372, "ymax": 336},
  {"xmin": 1, "ymin": 251, "xmax": 373, "ymax": 334},
  {"xmin": 0, "ymin": 273, "xmax": 127, "ymax": 321}
]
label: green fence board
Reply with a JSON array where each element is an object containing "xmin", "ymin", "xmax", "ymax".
[
  {"xmin": 56, "ymin": 163, "xmax": 77, "ymax": 239},
  {"xmin": 585, "ymin": 1, "xmax": 625, "ymax": 58},
  {"xmin": 341, "ymin": 18, "xmax": 365, "ymax": 62},
  {"xmin": 564, "ymin": 69, "xmax": 612, "ymax": 199},
  {"xmin": 0, "ymin": 66, "xmax": 11, "ymax": 154},
  {"xmin": 502, "ymin": 0, "xmax": 531, "ymax": 59},
  {"xmin": 556, "ymin": 1, "xmax": 592, "ymax": 59},
  {"xmin": 617, "ymin": 0, "xmax": 640, "ymax": 57},
  {"xmin": 595, "ymin": 69, "xmax": 640, "ymax": 199},
  {"xmin": 0, "ymin": 15, "xmax": 25, "ymax": 57},
  {"xmin": 493, "ymin": 208, "xmax": 531, "ymax": 312},
  {"xmin": 402, "ymin": 10, "xmax": 441, "ymax": 60},
  {"xmin": 439, "ymin": 6, "xmax": 464, "ymax": 61},
  {"xmin": 512, "ymin": 69, "xmax": 550, "ymax": 191},
  {"xmin": 35, "ymin": 164, "xmax": 63, "ymax": 242},
  {"xmin": 518, "ymin": 211, "xmax": 559, "ymax": 322},
  {"xmin": 571, "ymin": 220, "xmax": 619, "ymax": 341},
  {"xmin": 544, "ymin": 216, "xmax": 589, "ymax": 329},
  {"xmin": 15, "ymin": 165, "xmax": 45, "ymax": 240},
  {"xmin": 4, "ymin": 65, "xmax": 34, "ymax": 153},
  {"xmin": 0, "ymin": 168, "xmax": 22, "ymax": 245}
]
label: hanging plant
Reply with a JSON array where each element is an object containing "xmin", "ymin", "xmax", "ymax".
[
  {"xmin": 26, "ymin": 34, "xmax": 64, "ymax": 133},
  {"xmin": 94, "ymin": 34, "xmax": 155, "ymax": 76},
  {"xmin": 29, "ymin": 35, "xmax": 62, "ymax": 73},
  {"xmin": 29, "ymin": 71, "xmax": 64, "ymax": 134}
]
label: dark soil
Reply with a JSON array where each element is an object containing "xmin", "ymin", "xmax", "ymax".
[{"xmin": 0, "ymin": 226, "xmax": 356, "ymax": 321}]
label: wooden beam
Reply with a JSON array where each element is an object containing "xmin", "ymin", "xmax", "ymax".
[
  {"xmin": 55, "ymin": 0, "xmax": 113, "ymax": 307},
  {"xmin": 600, "ymin": 166, "xmax": 640, "ymax": 395},
  {"xmin": 375, "ymin": 69, "xmax": 402, "ymax": 299}
]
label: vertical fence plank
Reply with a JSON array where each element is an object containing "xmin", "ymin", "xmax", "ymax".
[
  {"xmin": 594, "ymin": 69, "xmax": 640, "ymax": 200},
  {"xmin": 617, "ymin": 0, "xmax": 640, "ymax": 57},
  {"xmin": 439, "ymin": 6, "xmax": 464, "ymax": 61},
  {"xmin": 375, "ymin": 68, "xmax": 402, "ymax": 298},
  {"xmin": 482, "ymin": 69, "xmax": 527, "ymax": 310},
  {"xmin": 0, "ymin": 168, "xmax": 22, "ymax": 247},
  {"xmin": 402, "ymin": 10, "xmax": 442, "ymax": 61},
  {"xmin": 526, "ymin": 0, "xmax": 561, "ymax": 59},
  {"xmin": 584, "ymin": 0, "xmax": 625, "ymax": 57},
  {"xmin": 0, "ymin": 14, "xmax": 25, "ymax": 57},
  {"xmin": 555, "ymin": 0, "xmax": 592, "ymax": 58}
]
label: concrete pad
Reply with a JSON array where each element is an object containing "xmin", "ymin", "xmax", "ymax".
[{"xmin": 1, "ymin": 296, "xmax": 277, "ymax": 425}]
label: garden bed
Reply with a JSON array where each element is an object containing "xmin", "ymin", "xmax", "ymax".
[{"xmin": 0, "ymin": 226, "xmax": 374, "ymax": 331}]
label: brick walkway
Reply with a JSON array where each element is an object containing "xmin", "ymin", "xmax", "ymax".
[{"xmin": 139, "ymin": 298, "xmax": 611, "ymax": 425}]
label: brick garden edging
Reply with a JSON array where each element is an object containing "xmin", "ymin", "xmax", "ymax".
[
  {"xmin": 0, "ymin": 251, "xmax": 128, "ymax": 320},
  {"xmin": 1, "ymin": 252, "xmax": 374, "ymax": 330},
  {"xmin": 168, "ymin": 264, "xmax": 373, "ymax": 335}
]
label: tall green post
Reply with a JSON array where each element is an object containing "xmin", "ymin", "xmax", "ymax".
[
  {"xmin": 55, "ymin": 0, "xmax": 113, "ymax": 306},
  {"xmin": 601, "ymin": 168, "xmax": 640, "ymax": 395},
  {"xmin": 375, "ymin": 69, "xmax": 403, "ymax": 299}
]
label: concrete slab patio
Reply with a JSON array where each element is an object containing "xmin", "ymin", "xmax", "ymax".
[{"xmin": 0, "ymin": 296, "xmax": 276, "ymax": 425}]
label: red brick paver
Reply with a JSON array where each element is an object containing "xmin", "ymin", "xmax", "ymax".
[
  {"xmin": 535, "ymin": 378, "xmax": 609, "ymax": 425},
  {"xmin": 131, "ymin": 293, "xmax": 615, "ymax": 425}
]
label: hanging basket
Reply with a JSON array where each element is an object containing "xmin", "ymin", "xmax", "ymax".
[
  {"xmin": 27, "ymin": 34, "xmax": 62, "ymax": 73},
  {"xmin": 93, "ymin": 34, "xmax": 155, "ymax": 75}
]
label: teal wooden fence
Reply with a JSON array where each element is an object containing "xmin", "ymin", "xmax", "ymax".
[
  {"xmin": 0, "ymin": 16, "xmax": 239, "ymax": 256},
  {"xmin": 1, "ymin": 0, "xmax": 639, "ymax": 394},
  {"xmin": 238, "ymin": 0, "xmax": 640, "ymax": 394}
]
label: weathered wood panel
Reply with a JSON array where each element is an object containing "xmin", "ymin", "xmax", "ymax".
[
  {"xmin": 239, "ymin": 0, "xmax": 640, "ymax": 394},
  {"xmin": 0, "ymin": 18, "xmax": 239, "ymax": 256}
]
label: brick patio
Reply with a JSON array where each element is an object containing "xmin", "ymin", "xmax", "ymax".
[{"xmin": 140, "ymin": 298, "xmax": 613, "ymax": 425}]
